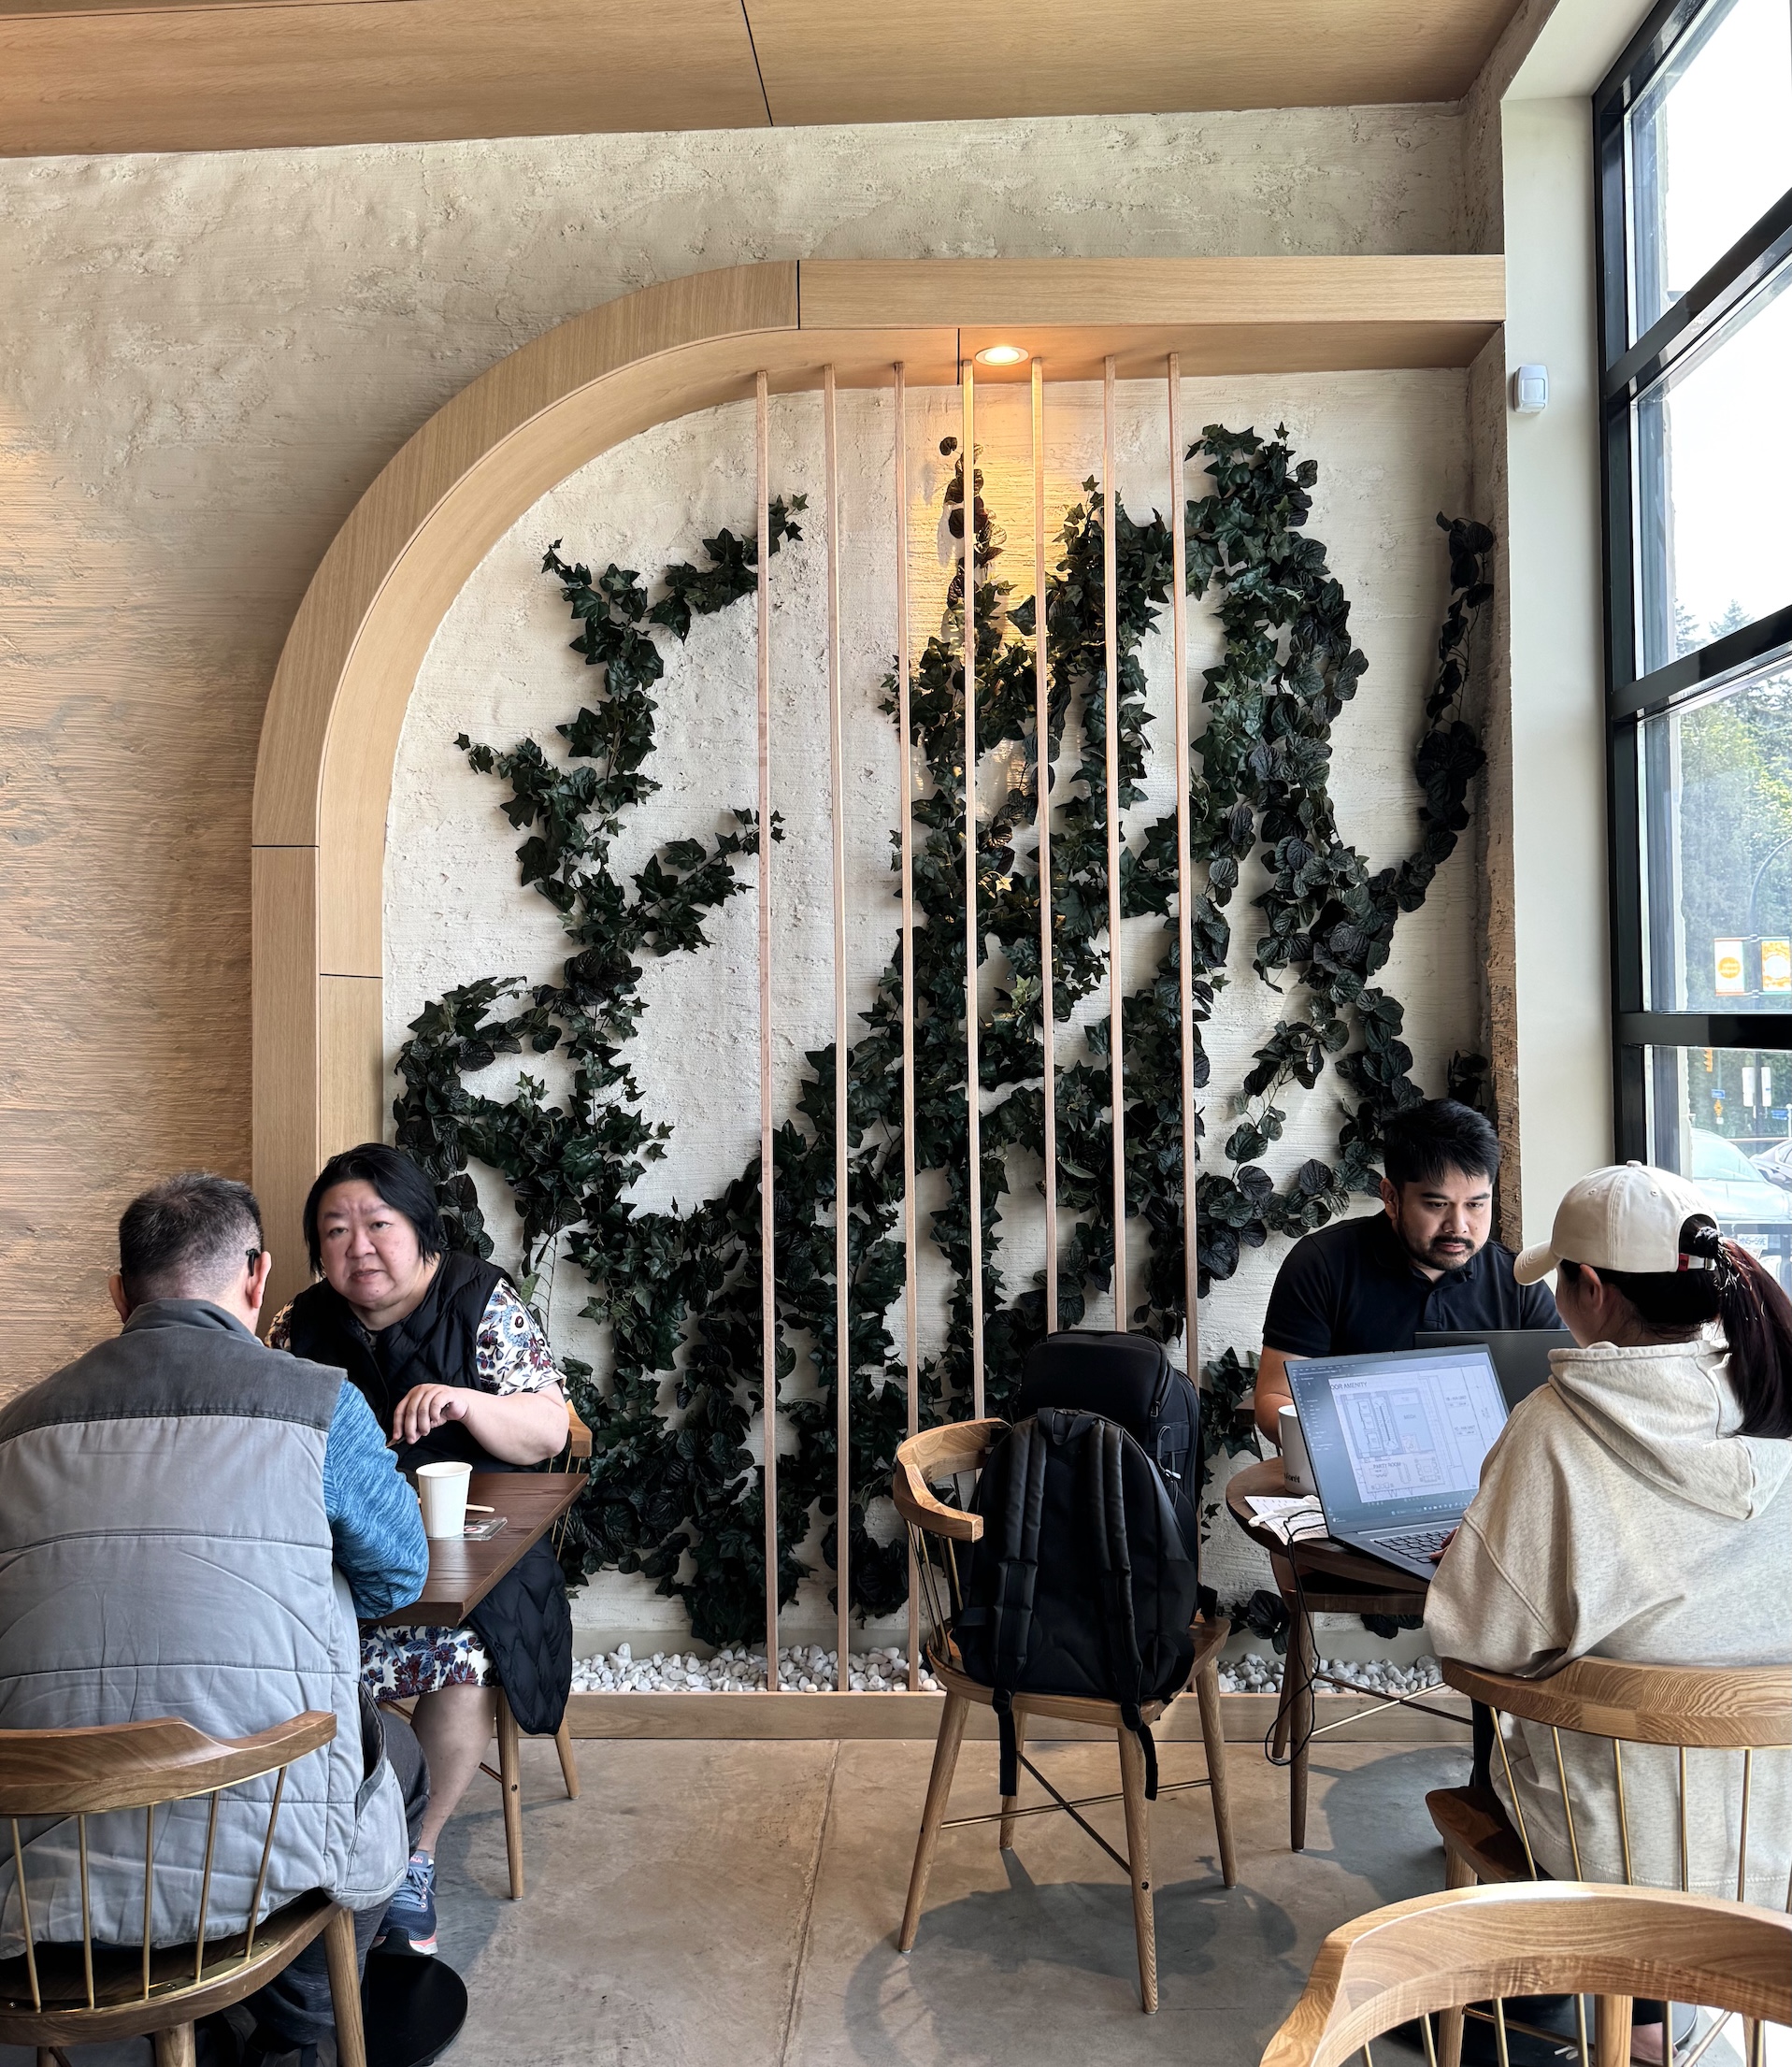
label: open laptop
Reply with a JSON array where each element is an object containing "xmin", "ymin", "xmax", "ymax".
[
  {"xmin": 1413, "ymin": 1328, "xmax": 1574, "ymax": 1408},
  {"xmin": 1285, "ymin": 1344, "xmax": 1510, "ymax": 1581}
]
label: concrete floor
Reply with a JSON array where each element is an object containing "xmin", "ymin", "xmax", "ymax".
[
  {"xmin": 432, "ymin": 1730, "xmax": 1468, "ymax": 2066},
  {"xmin": 9, "ymin": 1730, "xmax": 1758, "ymax": 2067}
]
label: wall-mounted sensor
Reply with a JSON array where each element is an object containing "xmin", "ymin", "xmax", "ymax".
[{"xmin": 1510, "ymin": 364, "xmax": 1549, "ymax": 415}]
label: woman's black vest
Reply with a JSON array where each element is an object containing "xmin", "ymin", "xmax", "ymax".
[
  {"xmin": 281, "ymin": 1251, "xmax": 572, "ymax": 1735},
  {"xmin": 282, "ymin": 1250, "xmax": 506, "ymax": 1471}
]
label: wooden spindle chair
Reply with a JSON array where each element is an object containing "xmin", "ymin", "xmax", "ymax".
[
  {"xmin": 1260, "ymin": 1883, "xmax": 1789, "ymax": 2067},
  {"xmin": 0, "ymin": 1711, "xmax": 366, "ymax": 2067},
  {"xmin": 892, "ymin": 1418, "xmax": 1237, "ymax": 2014},
  {"xmin": 1426, "ymin": 1657, "xmax": 1792, "ymax": 2067}
]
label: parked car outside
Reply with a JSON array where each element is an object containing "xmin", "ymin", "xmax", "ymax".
[
  {"xmin": 1752, "ymin": 1137, "xmax": 1792, "ymax": 1193},
  {"xmin": 1686, "ymin": 1129, "xmax": 1792, "ymax": 1290}
]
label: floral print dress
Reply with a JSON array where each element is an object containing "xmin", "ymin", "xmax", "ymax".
[{"xmin": 270, "ymin": 1280, "xmax": 566, "ymax": 1699}]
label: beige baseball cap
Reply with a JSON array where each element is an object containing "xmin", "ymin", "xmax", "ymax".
[{"xmin": 1513, "ymin": 1160, "xmax": 1717, "ymax": 1285}]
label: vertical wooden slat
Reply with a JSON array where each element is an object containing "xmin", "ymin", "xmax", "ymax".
[
  {"xmin": 756, "ymin": 367, "xmax": 780, "ymax": 1690},
  {"xmin": 1034, "ymin": 356, "xmax": 1059, "ymax": 1339},
  {"xmin": 962, "ymin": 354, "xmax": 985, "ymax": 1417},
  {"xmin": 1168, "ymin": 354, "xmax": 1199, "ymax": 1376},
  {"xmin": 1102, "ymin": 355, "xmax": 1127, "ymax": 1331},
  {"xmin": 824, "ymin": 364, "xmax": 852, "ymax": 1691},
  {"xmin": 896, "ymin": 362, "xmax": 922, "ymax": 1694}
]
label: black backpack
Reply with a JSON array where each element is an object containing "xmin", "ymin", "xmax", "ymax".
[
  {"xmin": 1018, "ymin": 1329, "xmax": 1203, "ymax": 1562},
  {"xmin": 954, "ymin": 1406, "xmax": 1199, "ymax": 1803}
]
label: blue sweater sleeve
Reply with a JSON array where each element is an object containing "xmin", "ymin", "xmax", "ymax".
[{"xmin": 321, "ymin": 1383, "xmax": 429, "ymax": 1618}]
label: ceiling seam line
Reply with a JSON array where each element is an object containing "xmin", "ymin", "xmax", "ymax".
[{"xmin": 738, "ymin": 0, "xmax": 774, "ymax": 127}]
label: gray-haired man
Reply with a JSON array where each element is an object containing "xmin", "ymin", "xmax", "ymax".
[{"xmin": 0, "ymin": 1173, "xmax": 432, "ymax": 2062}]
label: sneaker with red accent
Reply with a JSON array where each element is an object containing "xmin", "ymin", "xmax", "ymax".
[{"xmin": 372, "ymin": 1849, "xmax": 437, "ymax": 1957}]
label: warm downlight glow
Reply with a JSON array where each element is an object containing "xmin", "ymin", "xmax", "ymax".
[{"xmin": 973, "ymin": 344, "xmax": 1027, "ymax": 366}]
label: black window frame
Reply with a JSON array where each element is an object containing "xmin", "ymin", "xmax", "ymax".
[{"xmin": 1595, "ymin": 0, "xmax": 1792, "ymax": 1165}]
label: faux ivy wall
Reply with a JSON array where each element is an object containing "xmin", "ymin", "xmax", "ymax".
[{"xmin": 388, "ymin": 368, "xmax": 1479, "ymax": 1634}]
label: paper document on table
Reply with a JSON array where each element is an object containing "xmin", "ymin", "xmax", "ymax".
[{"xmin": 1244, "ymin": 1494, "xmax": 1328, "ymax": 1544}]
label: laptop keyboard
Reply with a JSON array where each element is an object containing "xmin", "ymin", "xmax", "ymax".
[{"xmin": 1373, "ymin": 1526, "xmax": 1453, "ymax": 1559}]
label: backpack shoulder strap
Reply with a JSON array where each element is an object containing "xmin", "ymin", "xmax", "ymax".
[
  {"xmin": 1083, "ymin": 1419, "xmax": 1161, "ymax": 1801},
  {"xmin": 974, "ymin": 1421, "xmax": 1047, "ymax": 1801}
]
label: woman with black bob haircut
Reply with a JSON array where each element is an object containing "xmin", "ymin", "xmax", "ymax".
[
  {"xmin": 1427, "ymin": 1163, "xmax": 1790, "ymax": 2060},
  {"xmin": 269, "ymin": 1141, "xmax": 573, "ymax": 1956}
]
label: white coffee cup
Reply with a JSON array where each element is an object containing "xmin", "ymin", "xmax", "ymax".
[
  {"xmin": 1277, "ymin": 1404, "xmax": 1314, "ymax": 1494},
  {"xmin": 415, "ymin": 1460, "xmax": 473, "ymax": 1539}
]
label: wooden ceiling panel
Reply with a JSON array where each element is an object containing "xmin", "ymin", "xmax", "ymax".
[
  {"xmin": 0, "ymin": 0, "xmax": 769, "ymax": 155},
  {"xmin": 0, "ymin": 0, "xmax": 1527, "ymax": 157},
  {"xmin": 746, "ymin": 0, "xmax": 1523, "ymax": 122}
]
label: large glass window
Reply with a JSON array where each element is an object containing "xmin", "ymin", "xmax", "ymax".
[
  {"xmin": 1634, "ymin": 268, "xmax": 1792, "ymax": 671},
  {"xmin": 1599, "ymin": 0, "xmax": 1792, "ymax": 1178},
  {"xmin": 1641, "ymin": 659, "xmax": 1792, "ymax": 1008},
  {"xmin": 1625, "ymin": 0, "xmax": 1792, "ymax": 340},
  {"xmin": 1645, "ymin": 1046, "xmax": 1792, "ymax": 1286}
]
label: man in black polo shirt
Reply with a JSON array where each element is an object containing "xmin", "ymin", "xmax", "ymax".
[{"xmin": 1254, "ymin": 1099, "xmax": 1559, "ymax": 1441}]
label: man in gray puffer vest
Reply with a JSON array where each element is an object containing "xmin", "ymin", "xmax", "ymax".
[{"xmin": 0, "ymin": 1173, "xmax": 432, "ymax": 2060}]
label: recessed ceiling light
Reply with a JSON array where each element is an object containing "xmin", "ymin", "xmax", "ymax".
[{"xmin": 974, "ymin": 344, "xmax": 1027, "ymax": 366}]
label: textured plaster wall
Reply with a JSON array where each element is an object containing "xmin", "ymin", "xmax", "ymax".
[
  {"xmin": 0, "ymin": 102, "xmax": 1475, "ymax": 1400},
  {"xmin": 391, "ymin": 366, "xmax": 1475, "ymax": 1630}
]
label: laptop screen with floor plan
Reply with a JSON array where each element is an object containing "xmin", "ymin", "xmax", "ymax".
[{"xmin": 1285, "ymin": 1346, "xmax": 1511, "ymax": 1577}]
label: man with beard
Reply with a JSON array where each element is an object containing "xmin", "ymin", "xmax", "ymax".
[{"xmin": 1253, "ymin": 1099, "xmax": 1559, "ymax": 1442}]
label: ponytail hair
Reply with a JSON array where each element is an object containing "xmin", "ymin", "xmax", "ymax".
[{"xmin": 1559, "ymin": 1217, "xmax": 1792, "ymax": 1438}]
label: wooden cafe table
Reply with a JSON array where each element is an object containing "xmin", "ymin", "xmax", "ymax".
[
  {"xmin": 376, "ymin": 1471, "xmax": 586, "ymax": 1900},
  {"xmin": 1226, "ymin": 1457, "xmax": 1464, "ymax": 1851}
]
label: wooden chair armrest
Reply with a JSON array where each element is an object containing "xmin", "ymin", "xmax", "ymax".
[
  {"xmin": 891, "ymin": 1418, "xmax": 1006, "ymax": 1542},
  {"xmin": 1439, "ymin": 1655, "xmax": 1792, "ymax": 1749},
  {"xmin": 0, "ymin": 1711, "xmax": 337, "ymax": 1816}
]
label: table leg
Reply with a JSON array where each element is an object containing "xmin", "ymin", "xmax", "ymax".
[
  {"xmin": 495, "ymin": 1691, "xmax": 524, "ymax": 1899},
  {"xmin": 553, "ymin": 1716, "xmax": 581, "ymax": 1801},
  {"xmin": 1289, "ymin": 1607, "xmax": 1314, "ymax": 1853}
]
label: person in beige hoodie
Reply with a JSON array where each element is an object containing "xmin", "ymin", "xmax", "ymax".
[{"xmin": 1426, "ymin": 1163, "xmax": 1791, "ymax": 2052}]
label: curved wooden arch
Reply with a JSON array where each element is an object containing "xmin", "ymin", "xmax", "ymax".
[{"xmin": 251, "ymin": 252, "xmax": 1503, "ymax": 1306}]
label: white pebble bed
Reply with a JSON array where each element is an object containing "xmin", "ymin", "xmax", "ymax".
[
  {"xmin": 1217, "ymin": 1651, "xmax": 1445, "ymax": 1697},
  {"xmin": 569, "ymin": 1643, "xmax": 1442, "ymax": 1698},
  {"xmin": 570, "ymin": 1643, "xmax": 941, "ymax": 1693}
]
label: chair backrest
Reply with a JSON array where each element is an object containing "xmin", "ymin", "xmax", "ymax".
[
  {"xmin": 564, "ymin": 1399, "xmax": 593, "ymax": 1464},
  {"xmin": 1, "ymin": 1710, "xmax": 334, "ymax": 2017},
  {"xmin": 892, "ymin": 1420, "xmax": 1006, "ymax": 1666},
  {"xmin": 1443, "ymin": 1657, "xmax": 1791, "ymax": 1752},
  {"xmin": 1441, "ymin": 1655, "xmax": 1792, "ymax": 1895},
  {"xmin": 1260, "ymin": 1883, "xmax": 1791, "ymax": 2067}
]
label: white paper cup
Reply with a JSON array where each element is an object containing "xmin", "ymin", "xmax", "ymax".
[
  {"xmin": 415, "ymin": 1460, "xmax": 473, "ymax": 1539},
  {"xmin": 1278, "ymin": 1404, "xmax": 1315, "ymax": 1494}
]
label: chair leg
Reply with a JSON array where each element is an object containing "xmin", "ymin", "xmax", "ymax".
[
  {"xmin": 496, "ymin": 1690, "xmax": 524, "ymax": 1900},
  {"xmin": 998, "ymin": 1702, "xmax": 1027, "ymax": 1850},
  {"xmin": 898, "ymin": 1689, "xmax": 970, "ymax": 1953},
  {"xmin": 554, "ymin": 1716, "xmax": 581, "ymax": 1801},
  {"xmin": 1194, "ymin": 1652, "xmax": 1238, "ymax": 1888},
  {"xmin": 152, "ymin": 2025, "xmax": 197, "ymax": 2066},
  {"xmin": 1115, "ymin": 1724, "xmax": 1157, "ymax": 2015},
  {"xmin": 1438, "ymin": 1847, "xmax": 1478, "ymax": 2067},
  {"xmin": 323, "ymin": 1902, "xmax": 369, "ymax": 2067},
  {"xmin": 1289, "ymin": 1608, "xmax": 1315, "ymax": 1852},
  {"xmin": 1595, "ymin": 1996, "xmax": 1633, "ymax": 2067}
]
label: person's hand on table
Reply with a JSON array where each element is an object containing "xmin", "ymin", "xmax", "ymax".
[
  {"xmin": 1429, "ymin": 1527, "xmax": 1458, "ymax": 1564},
  {"xmin": 392, "ymin": 1384, "xmax": 475, "ymax": 1449}
]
